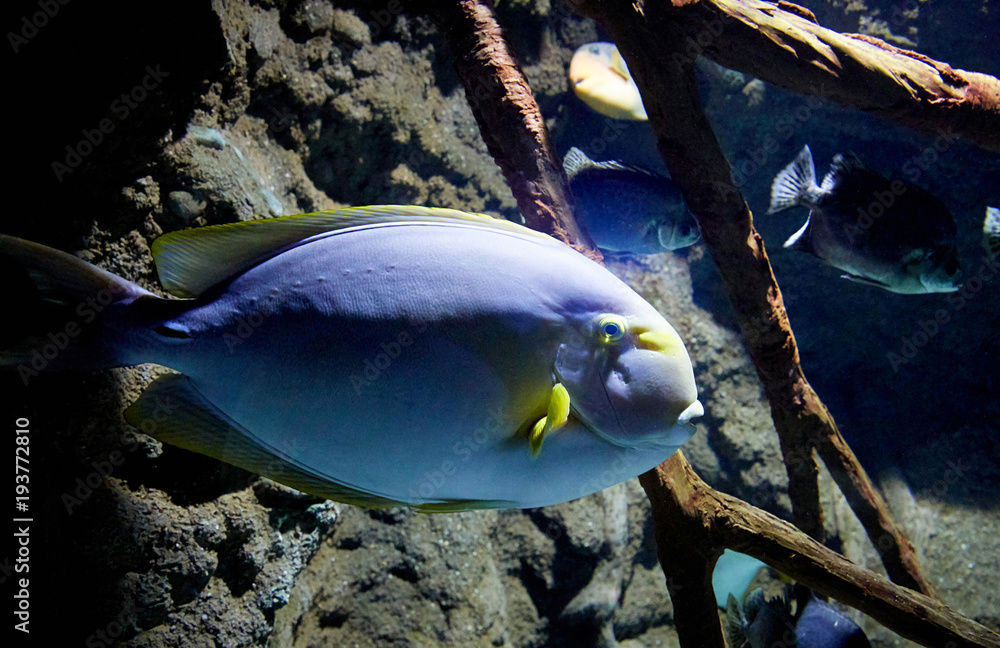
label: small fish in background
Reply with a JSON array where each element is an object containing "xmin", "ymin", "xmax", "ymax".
[
  {"xmin": 568, "ymin": 42, "xmax": 648, "ymax": 121},
  {"xmin": 983, "ymin": 206, "xmax": 1000, "ymax": 261},
  {"xmin": 726, "ymin": 586, "xmax": 872, "ymax": 648},
  {"xmin": 768, "ymin": 145, "xmax": 962, "ymax": 294},
  {"xmin": 1, "ymin": 206, "xmax": 703, "ymax": 511},
  {"xmin": 795, "ymin": 596, "xmax": 872, "ymax": 648},
  {"xmin": 564, "ymin": 147, "xmax": 701, "ymax": 255},
  {"xmin": 712, "ymin": 549, "xmax": 768, "ymax": 608},
  {"xmin": 725, "ymin": 588, "xmax": 794, "ymax": 648}
]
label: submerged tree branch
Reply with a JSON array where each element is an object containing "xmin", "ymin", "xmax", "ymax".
[
  {"xmin": 436, "ymin": 1, "xmax": 998, "ymax": 646},
  {"xmin": 432, "ymin": 0, "xmax": 601, "ymax": 261},
  {"xmin": 602, "ymin": 0, "xmax": 1000, "ymax": 152},
  {"xmin": 642, "ymin": 455, "xmax": 1000, "ymax": 648},
  {"xmin": 577, "ymin": 0, "xmax": 939, "ymax": 599}
]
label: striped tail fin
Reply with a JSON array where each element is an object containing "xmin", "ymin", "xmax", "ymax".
[{"xmin": 768, "ymin": 145, "xmax": 817, "ymax": 214}]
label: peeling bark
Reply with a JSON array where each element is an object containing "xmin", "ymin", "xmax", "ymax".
[{"xmin": 607, "ymin": 0, "xmax": 1000, "ymax": 152}]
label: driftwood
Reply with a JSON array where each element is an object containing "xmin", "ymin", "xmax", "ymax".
[
  {"xmin": 432, "ymin": 0, "xmax": 601, "ymax": 262},
  {"xmin": 642, "ymin": 457, "xmax": 1000, "ymax": 647},
  {"xmin": 433, "ymin": 0, "xmax": 1000, "ymax": 647},
  {"xmin": 575, "ymin": 0, "xmax": 948, "ymax": 596},
  {"xmin": 575, "ymin": 0, "xmax": 1000, "ymax": 152}
]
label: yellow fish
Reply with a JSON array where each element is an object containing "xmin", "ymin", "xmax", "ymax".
[{"xmin": 569, "ymin": 42, "xmax": 648, "ymax": 121}]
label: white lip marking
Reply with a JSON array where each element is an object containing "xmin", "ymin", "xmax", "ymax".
[{"xmin": 677, "ymin": 400, "xmax": 704, "ymax": 425}]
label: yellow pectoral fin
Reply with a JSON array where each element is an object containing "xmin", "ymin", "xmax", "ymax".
[{"xmin": 528, "ymin": 383, "xmax": 571, "ymax": 458}]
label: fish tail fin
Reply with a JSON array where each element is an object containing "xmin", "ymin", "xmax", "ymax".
[
  {"xmin": 724, "ymin": 594, "xmax": 748, "ymax": 648},
  {"xmin": 984, "ymin": 206, "xmax": 1000, "ymax": 261},
  {"xmin": 562, "ymin": 146, "xmax": 594, "ymax": 179},
  {"xmin": 768, "ymin": 145, "xmax": 817, "ymax": 214},
  {"xmin": 1, "ymin": 234, "xmax": 160, "ymax": 379}
]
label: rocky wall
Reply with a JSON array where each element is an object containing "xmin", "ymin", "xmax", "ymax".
[{"xmin": 4, "ymin": 1, "xmax": 998, "ymax": 646}]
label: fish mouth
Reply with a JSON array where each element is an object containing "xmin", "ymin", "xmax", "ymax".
[
  {"xmin": 920, "ymin": 272, "xmax": 962, "ymax": 293},
  {"xmin": 677, "ymin": 400, "xmax": 704, "ymax": 424}
]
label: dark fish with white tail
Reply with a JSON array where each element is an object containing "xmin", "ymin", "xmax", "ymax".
[
  {"xmin": 726, "ymin": 586, "xmax": 871, "ymax": 648},
  {"xmin": 768, "ymin": 145, "xmax": 961, "ymax": 294},
  {"xmin": 564, "ymin": 147, "xmax": 700, "ymax": 255},
  {"xmin": 725, "ymin": 588, "xmax": 793, "ymax": 648}
]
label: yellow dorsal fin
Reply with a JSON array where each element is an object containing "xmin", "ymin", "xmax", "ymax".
[
  {"xmin": 152, "ymin": 205, "xmax": 558, "ymax": 298},
  {"xmin": 527, "ymin": 383, "xmax": 571, "ymax": 458}
]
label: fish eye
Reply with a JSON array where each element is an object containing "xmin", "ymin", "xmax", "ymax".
[
  {"xmin": 679, "ymin": 224, "xmax": 691, "ymax": 237},
  {"xmin": 598, "ymin": 315, "xmax": 627, "ymax": 343}
]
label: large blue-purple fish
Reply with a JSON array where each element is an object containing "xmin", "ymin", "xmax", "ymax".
[{"xmin": 2, "ymin": 206, "xmax": 703, "ymax": 510}]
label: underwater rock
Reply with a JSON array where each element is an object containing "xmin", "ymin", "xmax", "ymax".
[{"xmin": 7, "ymin": 1, "xmax": 999, "ymax": 646}]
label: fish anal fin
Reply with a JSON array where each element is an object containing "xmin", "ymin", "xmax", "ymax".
[
  {"xmin": 782, "ymin": 215, "xmax": 817, "ymax": 255},
  {"xmin": 840, "ymin": 273, "xmax": 891, "ymax": 288},
  {"xmin": 124, "ymin": 373, "xmax": 404, "ymax": 509}
]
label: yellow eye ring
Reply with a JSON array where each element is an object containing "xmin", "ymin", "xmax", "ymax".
[{"xmin": 598, "ymin": 315, "xmax": 627, "ymax": 343}]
